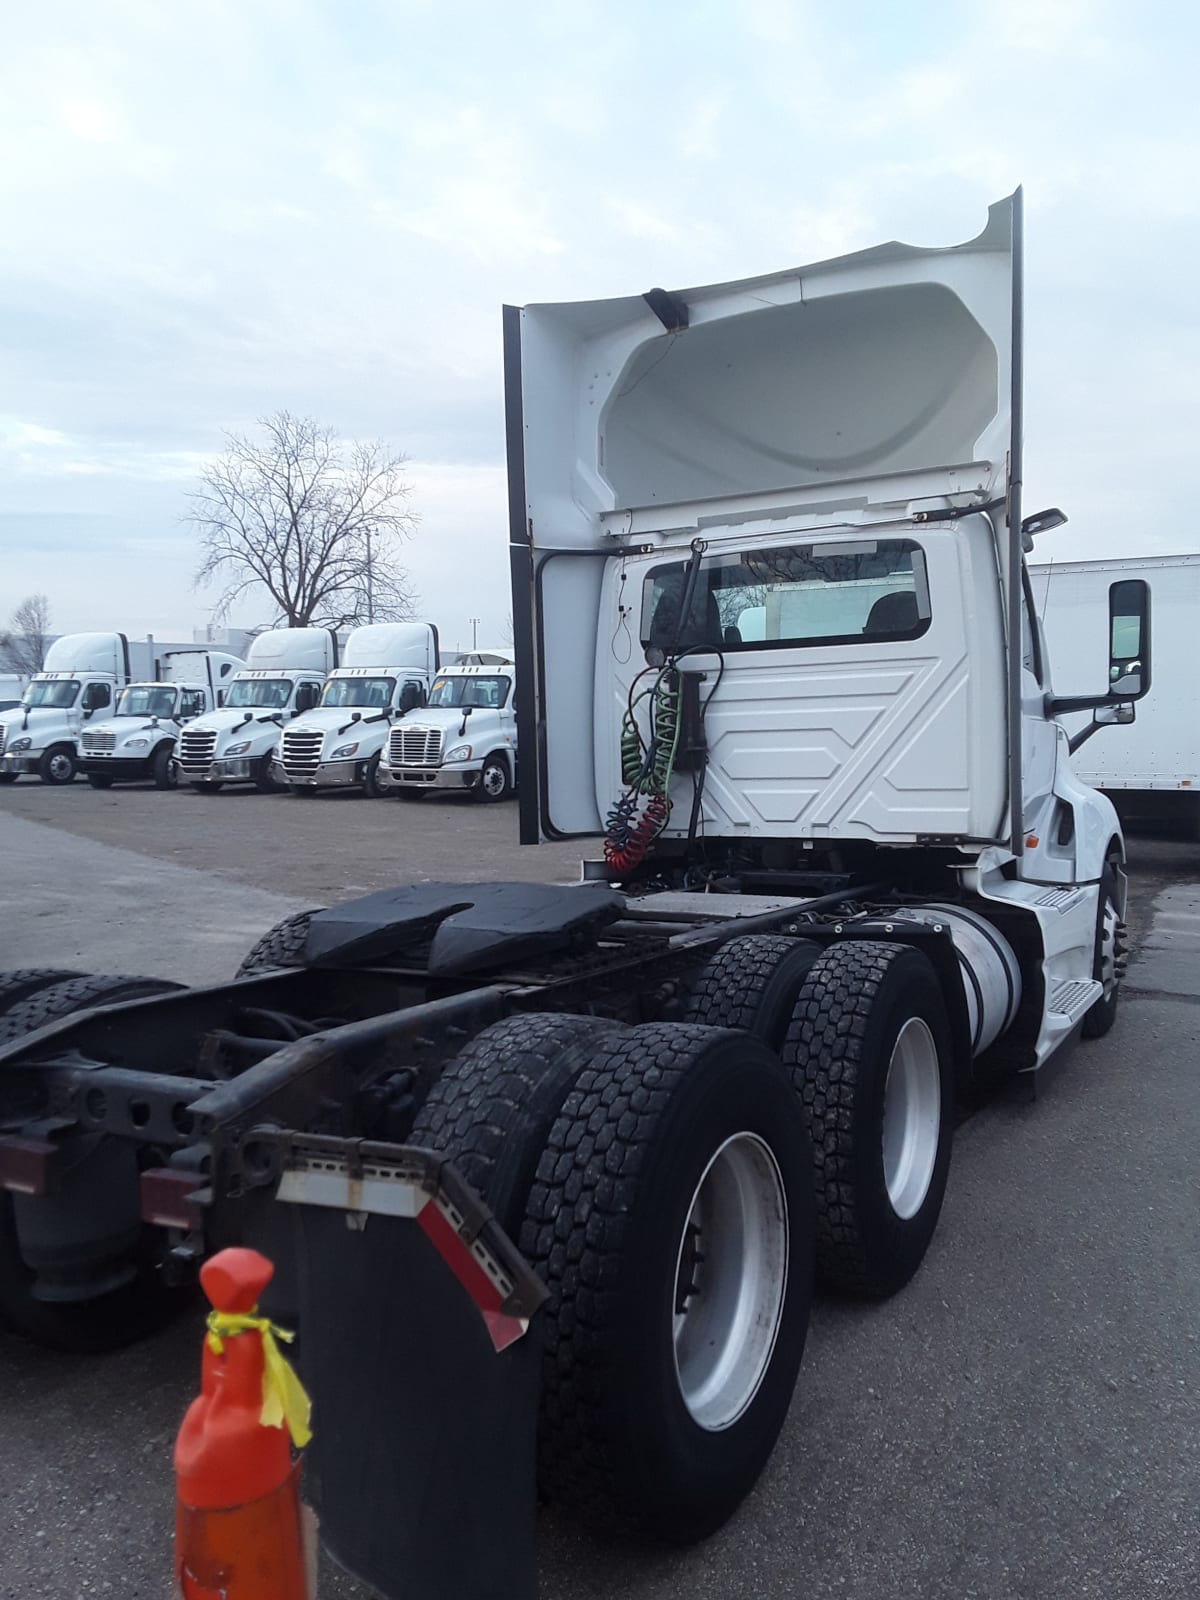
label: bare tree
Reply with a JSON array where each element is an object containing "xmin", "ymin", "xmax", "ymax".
[
  {"xmin": 0, "ymin": 594, "xmax": 52, "ymax": 675},
  {"xmin": 190, "ymin": 412, "xmax": 420, "ymax": 628}
]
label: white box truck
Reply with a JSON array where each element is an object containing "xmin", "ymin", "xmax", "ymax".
[
  {"xmin": 176, "ymin": 628, "xmax": 337, "ymax": 793},
  {"xmin": 0, "ymin": 675, "xmax": 27, "ymax": 712},
  {"xmin": 1031, "ymin": 554, "xmax": 1195, "ymax": 829},
  {"xmin": 0, "ymin": 193, "xmax": 1157, "ymax": 1565},
  {"xmin": 0, "ymin": 632, "xmax": 134, "ymax": 786},
  {"xmin": 276, "ymin": 622, "xmax": 439, "ymax": 796},
  {"xmin": 377, "ymin": 657, "xmax": 517, "ymax": 801},
  {"xmin": 77, "ymin": 650, "xmax": 245, "ymax": 789}
]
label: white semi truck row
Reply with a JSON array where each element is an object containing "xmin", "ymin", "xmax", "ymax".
[
  {"xmin": 0, "ymin": 623, "xmax": 519, "ymax": 798},
  {"xmin": 0, "ymin": 634, "xmax": 244, "ymax": 787}
]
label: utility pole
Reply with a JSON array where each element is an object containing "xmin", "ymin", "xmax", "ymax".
[
  {"xmin": 365, "ymin": 526, "xmax": 375, "ymax": 625},
  {"xmin": 470, "ymin": 616, "xmax": 480, "ymax": 650}
]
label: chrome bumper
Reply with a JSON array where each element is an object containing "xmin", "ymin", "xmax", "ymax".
[{"xmin": 378, "ymin": 763, "xmax": 480, "ymax": 792}]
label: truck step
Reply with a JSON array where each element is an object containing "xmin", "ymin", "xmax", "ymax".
[{"xmin": 1047, "ymin": 977, "xmax": 1101, "ymax": 1023}]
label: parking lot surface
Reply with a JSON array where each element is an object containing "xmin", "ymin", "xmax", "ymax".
[{"xmin": 0, "ymin": 788, "xmax": 1197, "ymax": 1599}]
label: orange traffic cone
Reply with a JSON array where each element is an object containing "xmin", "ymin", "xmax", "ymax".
[{"xmin": 174, "ymin": 1248, "xmax": 314, "ymax": 1600}]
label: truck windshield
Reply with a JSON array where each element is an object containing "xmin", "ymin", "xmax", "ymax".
[
  {"xmin": 21, "ymin": 680, "xmax": 80, "ymax": 709},
  {"xmin": 641, "ymin": 538, "xmax": 931, "ymax": 653},
  {"xmin": 427, "ymin": 675, "xmax": 511, "ymax": 709},
  {"xmin": 115, "ymin": 685, "xmax": 178, "ymax": 718},
  {"xmin": 320, "ymin": 677, "xmax": 395, "ymax": 710},
  {"xmin": 225, "ymin": 679, "xmax": 292, "ymax": 709}
]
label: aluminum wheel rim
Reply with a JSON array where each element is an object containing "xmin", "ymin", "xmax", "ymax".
[
  {"xmin": 481, "ymin": 762, "xmax": 506, "ymax": 797},
  {"xmin": 672, "ymin": 1131, "xmax": 789, "ymax": 1432},
  {"xmin": 48, "ymin": 753, "xmax": 73, "ymax": 781},
  {"xmin": 881, "ymin": 1017, "xmax": 941, "ymax": 1220}
]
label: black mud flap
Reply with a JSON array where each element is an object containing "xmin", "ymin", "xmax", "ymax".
[
  {"xmin": 303, "ymin": 881, "xmax": 624, "ymax": 976},
  {"xmin": 268, "ymin": 1137, "xmax": 545, "ymax": 1600}
]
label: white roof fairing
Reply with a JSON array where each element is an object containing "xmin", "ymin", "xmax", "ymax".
[{"xmin": 516, "ymin": 195, "xmax": 1017, "ymax": 546}]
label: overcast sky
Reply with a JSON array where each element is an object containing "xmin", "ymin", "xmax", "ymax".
[{"xmin": 1, "ymin": 0, "xmax": 1196, "ymax": 653}]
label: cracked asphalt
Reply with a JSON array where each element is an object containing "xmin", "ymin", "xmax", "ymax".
[{"xmin": 0, "ymin": 788, "xmax": 1196, "ymax": 1599}]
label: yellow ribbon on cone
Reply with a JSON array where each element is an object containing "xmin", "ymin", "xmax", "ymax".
[{"xmin": 206, "ymin": 1307, "xmax": 313, "ymax": 1449}]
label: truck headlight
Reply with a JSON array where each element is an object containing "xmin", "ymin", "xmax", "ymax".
[
  {"xmin": 9, "ymin": 736, "xmax": 31, "ymax": 752},
  {"xmin": 444, "ymin": 744, "xmax": 472, "ymax": 762},
  {"xmin": 225, "ymin": 741, "xmax": 252, "ymax": 756},
  {"xmin": 331, "ymin": 741, "xmax": 359, "ymax": 759},
  {"xmin": 124, "ymin": 738, "xmax": 150, "ymax": 750}
]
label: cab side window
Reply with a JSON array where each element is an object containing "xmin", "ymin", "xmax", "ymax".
[{"xmin": 179, "ymin": 689, "xmax": 205, "ymax": 719}]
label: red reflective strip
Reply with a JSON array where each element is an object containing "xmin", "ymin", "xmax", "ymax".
[
  {"xmin": 417, "ymin": 1202, "xmax": 526, "ymax": 1352},
  {"xmin": 0, "ymin": 1137, "xmax": 54, "ymax": 1196}
]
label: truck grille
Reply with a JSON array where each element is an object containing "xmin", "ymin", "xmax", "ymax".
[
  {"xmin": 389, "ymin": 727, "xmax": 443, "ymax": 767},
  {"xmin": 178, "ymin": 728, "xmax": 217, "ymax": 772},
  {"xmin": 81, "ymin": 730, "xmax": 116, "ymax": 752},
  {"xmin": 0, "ymin": 727, "xmax": 5, "ymax": 758},
  {"xmin": 281, "ymin": 728, "xmax": 324, "ymax": 776}
]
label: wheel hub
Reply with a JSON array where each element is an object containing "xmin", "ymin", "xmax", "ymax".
[
  {"xmin": 671, "ymin": 1131, "xmax": 788, "ymax": 1432},
  {"xmin": 881, "ymin": 1017, "xmax": 941, "ymax": 1221}
]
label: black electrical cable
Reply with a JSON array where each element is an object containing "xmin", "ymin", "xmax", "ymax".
[{"xmin": 674, "ymin": 645, "xmax": 725, "ymax": 852}]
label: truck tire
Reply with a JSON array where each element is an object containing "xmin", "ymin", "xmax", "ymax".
[
  {"xmin": 782, "ymin": 940, "xmax": 953, "ymax": 1298},
  {"xmin": 191, "ymin": 780, "xmax": 224, "ymax": 794},
  {"xmin": 87, "ymin": 773, "xmax": 114, "ymax": 790},
  {"xmin": 410, "ymin": 1013, "xmax": 628, "ymax": 1234},
  {"xmin": 151, "ymin": 744, "xmax": 178, "ymax": 790},
  {"xmin": 37, "ymin": 744, "xmax": 76, "ymax": 785},
  {"xmin": 521, "ymin": 1023, "xmax": 814, "ymax": 1541},
  {"xmin": 683, "ymin": 934, "xmax": 822, "ymax": 1051},
  {"xmin": 236, "ymin": 910, "xmax": 320, "ymax": 977},
  {"xmin": 0, "ymin": 971, "xmax": 191, "ymax": 1349},
  {"xmin": 0, "ymin": 970, "xmax": 83, "ymax": 1014},
  {"xmin": 362, "ymin": 752, "xmax": 385, "ymax": 798},
  {"xmin": 253, "ymin": 756, "xmax": 280, "ymax": 794},
  {"xmin": 1082, "ymin": 855, "xmax": 1124, "ymax": 1039},
  {"xmin": 0, "ymin": 974, "xmax": 184, "ymax": 1047},
  {"xmin": 477, "ymin": 753, "xmax": 512, "ymax": 803}
]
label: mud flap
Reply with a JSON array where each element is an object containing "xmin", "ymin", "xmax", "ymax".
[{"xmin": 269, "ymin": 1138, "xmax": 545, "ymax": 1600}]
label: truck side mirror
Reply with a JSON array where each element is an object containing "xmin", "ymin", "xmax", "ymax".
[{"xmin": 1108, "ymin": 578, "xmax": 1151, "ymax": 701}]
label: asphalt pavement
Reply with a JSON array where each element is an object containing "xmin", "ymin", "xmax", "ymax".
[{"xmin": 0, "ymin": 790, "xmax": 1197, "ymax": 1600}]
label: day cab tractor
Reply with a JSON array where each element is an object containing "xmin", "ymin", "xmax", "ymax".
[{"xmin": 0, "ymin": 192, "xmax": 1149, "ymax": 1564}]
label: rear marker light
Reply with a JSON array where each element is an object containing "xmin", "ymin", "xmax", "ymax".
[{"xmin": 140, "ymin": 1168, "xmax": 207, "ymax": 1231}]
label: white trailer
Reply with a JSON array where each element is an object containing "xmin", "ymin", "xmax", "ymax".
[
  {"xmin": 177, "ymin": 628, "xmax": 338, "ymax": 793},
  {"xmin": 276, "ymin": 622, "xmax": 439, "ymax": 796},
  {"xmin": 77, "ymin": 650, "xmax": 245, "ymax": 789},
  {"xmin": 0, "ymin": 632, "xmax": 134, "ymax": 786},
  {"xmin": 1032, "ymin": 554, "xmax": 1194, "ymax": 829},
  {"xmin": 377, "ymin": 657, "xmax": 518, "ymax": 801}
]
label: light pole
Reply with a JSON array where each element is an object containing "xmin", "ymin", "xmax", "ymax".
[
  {"xmin": 469, "ymin": 616, "xmax": 480, "ymax": 651},
  {"xmin": 365, "ymin": 526, "xmax": 375, "ymax": 625}
]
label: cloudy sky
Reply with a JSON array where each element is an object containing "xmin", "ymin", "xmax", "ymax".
[{"xmin": 1, "ymin": 0, "xmax": 1196, "ymax": 653}]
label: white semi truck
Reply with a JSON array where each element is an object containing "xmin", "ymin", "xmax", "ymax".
[
  {"xmin": 0, "ymin": 632, "xmax": 135, "ymax": 786},
  {"xmin": 0, "ymin": 193, "xmax": 1154, "ymax": 1582},
  {"xmin": 276, "ymin": 622, "xmax": 439, "ymax": 796},
  {"xmin": 177, "ymin": 627, "xmax": 337, "ymax": 793},
  {"xmin": 1031, "ymin": 554, "xmax": 1191, "ymax": 829},
  {"xmin": 377, "ymin": 657, "xmax": 518, "ymax": 800},
  {"xmin": 77, "ymin": 650, "xmax": 245, "ymax": 789}
]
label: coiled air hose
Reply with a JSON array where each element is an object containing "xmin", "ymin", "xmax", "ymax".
[{"xmin": 606, "ymin": 667, "xmax": 684, "ymax": 875}]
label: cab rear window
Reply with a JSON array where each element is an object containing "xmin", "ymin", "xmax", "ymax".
[{"xmin": 641, "ymin": 539, "xmax": 931, "ymax": 653}]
